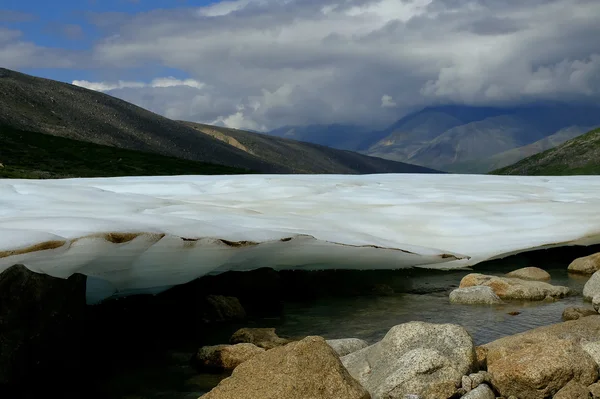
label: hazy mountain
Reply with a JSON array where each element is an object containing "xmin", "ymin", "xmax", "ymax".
[
  {"xmin": 493, "ymin": 127, "xmax": 600, "ymax": 175},
  {"xmin": 0, "ymin": 68, "xmax": 437, "ymax": 175},
  {"xmin": 267, "ymin": 124, "xmax": 370, "ymax": 151}
]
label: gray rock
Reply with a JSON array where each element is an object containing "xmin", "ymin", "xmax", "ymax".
[
  {"xmin": 569, "ymin": 253, "xmax": 600, "ymax": 275},
  {"xmin": 462, "ymin": 375, "xmax": 473, "ymax": 391},
  {"xmin": 582, "ymin": 341, "xmax": 600, "ymax": 367},
  {"xmin": 594, "ymin": 296, "xmax": 600, "ymax": 312},
  {"xmin": 341, "ymin": 321, "xmax": 476, "ymax": 399},
  {"xmin": 469, "ymin": 372, "xmax": 485, "ymax": 388},
  {"xmin": 461, "ymin": 384, "xmax": 495, "ymax": 399},
  {"xmin": 505, "ymin": 267, "xmax": 551, "ymax": 281},
  {"xmin": 583, "ymin": 271, "xmax": 600, "ymax": 301},
  {"xmin": 326, "ymin": 338, "xmax": 369, "ymax": 357},
  {"xmin": 449, "ymin": 286, "xmax": 503, "ymax": 305}
]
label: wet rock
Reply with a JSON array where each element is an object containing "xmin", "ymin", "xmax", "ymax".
[
  {"xmin": 484, "ymin": 332, "xmax": 597, "ymax": 399},
  {"xmin": 200, "ymin": 336, "xmax": 370, "ymax": 399},
  {"xmin": 326, "ymin": 338, "xmax": 369, "ymax": 357},
  {"xmin": 341, "ymin": 321, "xmax": 476, "ymax": 399},
  {"xmin": 449, "ymin": 286, "xmax": 503, "ymax": 305},
  {"xmin": 193, "ymin": 343, "xmax": 265, "ymax": 372},
  {"xmin": 461, "ymin": 384, "xmax": 495, "ymax": 399},
  {"xmin": 569, "ymin": 253, "xmax": 600, "ymax": 275},
  {"xmin": 589, "ymin": 382, "xmax": 600, "ymax": 399},
  {"xmin": 506, "ymin": 267, "xmax": 551, "ymax": 281},
  {"xmin": 0, "ymin": 265, "xmax": 86, "ymax": 395},
  {"xmin": 459, "ymin": 273, "xmax": 569, "ymax": 300},
  {"xmin": 553, "ymin": 380, "xmax": 591, "ymax": 399},
  {"xmin": 562, "ymin": 307, "xmax": 597, "ymax": 321},
  {"xmin": 584, "ymin": 271, "xmax": 600, "ymax": 301},
  {"xmin": 230, "ymin": 328, "xmax": 291, "ymax": 349}
]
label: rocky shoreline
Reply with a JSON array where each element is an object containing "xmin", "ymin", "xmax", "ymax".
[{"xmin": 3, "ymin": 249, "xmax": 600, "ymax": 398}]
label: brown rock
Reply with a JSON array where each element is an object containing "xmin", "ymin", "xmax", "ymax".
[
  {"xmin": 193, "ymin": 343, "xmax": 265, "ymax": 372},
  {"xmin": 562, "ymin": 307, "xmax": 598, "ymax": 321},
  {"xmin": 200, "ymin": 336, "xmax": 370, "ymax": 399},
  {"xmin": 506, "ymin": 267, "xmax": 551, "ymax": 281},
  {"xmin": 569, "ymin": 253, "xmax": 600, "ymax": 275},
  {"xmin": 589, "ymin": 382, "xmax": 600, "ymax": 398},
  {"xmin": 554, "ymin": 380, "xmax": 591, "ymax": 399},
  {"xmin": 459, "ymin": 273, "xmax": 569, "ymax": 300},
  {"xmin": 230, "ymin": 327, "xmax": 291, "ymax": 349},
  {"xmin": 475, "ymin": 346, "xmax": 488, "ymax": 370}
]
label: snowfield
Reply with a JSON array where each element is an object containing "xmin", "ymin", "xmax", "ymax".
[{"xmin": 1, "ymin": 174, "xmax": 600, "ymax": 302}]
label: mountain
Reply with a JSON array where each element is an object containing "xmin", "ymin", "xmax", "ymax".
[
  {"xmin": 493, "ymin": 127, "xmax": 600, "ymax": 175},
  {"xmin": 0, "ymin": 68, "xmax": 436, "ymax": 175},
  {"xmin": 363, "ymin": 105, "xmax": 600, "ymax": 171},
  {"xmin": 267, "ymin": 124, "xmax": 370, "ymax": 151}
]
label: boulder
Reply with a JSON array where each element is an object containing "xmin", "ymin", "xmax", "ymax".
[
  {"xmin": 553, "ymin": 380, "xmax": 591, "ymax": 399},
  {"xmin": 505, "ymin": 267, "xmax": 551, "ymax": 281},
  {"xmin": 594, "ymin": 296, "xmax": 600, "ymax": 312},
  {"xmin": 449, "ymin": 286, "xmax": 503, "ymax": 305},
  {"xmin": 459, "ymin": 273, "xmax": 569, "ymax": 300},
  {"xmin": 341, "ymin": 321, "xmax": 476, "ymax": 399},
  {"xmin": 200, "ymin": 336, "xmax": 370, "ymax": 399},
  {"xmin": 582, "ymin": 341, "xmax": 600, "ymax": 366},
  {"xmin": 584, "ymin": 272, "xmax": 600, "ymax": 301},
  {"xmin": 0, "ymin": 265, "xmax": 86, "ymax": 395},
  {"xmin": 562, "ymin": 307, "xmax": 598, "ymax": 321},
  {"xmin": 200, "ymin": 295, "xmax": 247, "ymax": 323},
  {"xmin": 230, "ymin": 328, "xmax": 291, "ymax": 349},
  {"xmin": 589, "ymin": 382, "xmax": 600, "ymax": 399},
  {"xmin": 193, "ymin": 343, "xmax": 265, "ymax": 372},
  {"xmin": 461, "ymin": 384, "xmax": 495, "ymax": 399},
  {"xmin": 569, "ymin": 253, "xmax": 600, "ymax": 275},
  {"xmin": 326, "ymin": 338, "xmax": 370, "ymax": 357}
]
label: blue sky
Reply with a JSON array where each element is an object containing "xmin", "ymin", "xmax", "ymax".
[{"xmin": 1, "ymin": 0, "xmax": 599, "ymax": 130}]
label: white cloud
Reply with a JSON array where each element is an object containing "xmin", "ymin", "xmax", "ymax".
[
  {"xmin": 72, "ymin": 77, "xmax": 205, "ymax": 92},
  {"xmin": 381, "ymin": 94, "xmax": 397, "ymax": 108}
]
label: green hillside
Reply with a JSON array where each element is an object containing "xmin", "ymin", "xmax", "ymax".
[
  {"xmin": 0, "ymin": 125, "xmax": 253, "ymax": 179},
  {"xmin": 492, "ymin": 128, "xmax": 600, "ymax": 175}
]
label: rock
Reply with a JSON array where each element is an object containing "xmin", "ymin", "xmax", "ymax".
[
  {"xmin": 569, "ymin": 253, "xmax": 600, "ymax": 275},
  {"xmin": 0, "ymin": 265, "xmax": 86, "ymax": 394},
  {"xmin": 562, "ymin": 307, "xmax": 597, "ymax": 321},
  {"xmin": 193, "ymin": 343, "xmax": 265, "ymax": 372},
  {"xmin": 594, "ymin": 296, "xmax": 600, "ymax": 312},
  {"xmin": 584, "ymin": 272, "xmax": 600, "ymax": 301},
  {"xmin": 200, "ymin": 336, "xmax": 370, "ymax": 399},
  {"xmin": 469, "ymin": 372, "xmax": 486, "ymax": 388},
  {"xmin": 462, "ymin": 375, "xmax": 473, "ymax": 391},
  {"xmin": 475, "ymin": 346, "xmax": 488, "ymax": 369},
  {"xmin": 341, "ymin": 321, "xmax": 476, "ymax": 399},
  {"xmin": 459, "ymin": 273, "xmax": 569, "ymax": 300},
  {"xmin": 230, "ymin": 328, "xmax": 291, "ymax": 349},
  {"xmin": 461, "ymin": 384, "xmax": 495, "ymax": 399},
  {"xmin": 506, "ymin": 267, "xmax": 551, "ymax": 281},
  {"xmin": 484, "ymin": 332, "xmax": 598, "ymax": 399},
  {"xmin": 200, "ymin": 295, "xmax": 247, "ymax": 323},
  {"xmin": 582, "ymin": 341, "xmax": 600, "ymax": 366},
  {"xmin": 449, "ymin": 286, "xmax": 503, "ymax": 305},
  {"xmin": 553, "ymin": 380, "xmax": 591, "ymax": 399},
  {"xmin": 326, "ymin": 338, "xmax": 369, "ymax": 357},
  {"xmin": 589, "ymin": 382, "xmax": 600, "ymax": 399}
]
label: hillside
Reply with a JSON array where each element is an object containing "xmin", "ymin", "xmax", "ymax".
[
  {"xmin": 0, "ymin": 125, "xmax": 251, "ymax": 179},
  {"xmin": 493, "ymin": 128, "xmax": 600, "ymax": 175},
  {"xmin": 0, "ymin": 68, "xmax": 435, "ymax": 175},
  {"xmin": 268, "ymin": 124, "xmax": 369, "ymax": 151}
]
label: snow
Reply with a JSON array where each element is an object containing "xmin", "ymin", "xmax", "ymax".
[{"xmin": 1, "ymin": 174, "xmax": 600, "ymax": 302}]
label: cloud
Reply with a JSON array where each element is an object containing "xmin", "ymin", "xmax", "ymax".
[
  {"xmin": 72, "ymin": 77, "xmax": 205, "ymax": 91},
  {"xmin": 15, "ymin": 0, "xmax": 600, "ymax": 130}
]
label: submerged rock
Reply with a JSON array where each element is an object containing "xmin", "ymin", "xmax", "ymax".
[
  {"xmin": 449, "ymin": 286, "xmax": 503, "ymax": 305},
  {"xmin": 230, "ymin": 328, "xmax": 291, "ymax": 349},
  {"xmin": 459, "ymin": 273, "xmax": 569, "ymax": 300},
  {"xmin": 562, "ymin": 307, "xmax": 598, "ymax": 321},
  {"xmin": 326, "ymin": 338, "xmax": 369, "ymax": 357},
  {"xmin": 200, "ymin": 336, "xmax": 370, "ymax": 399},
  {"xmin": 583, "ymin": 272, "xmax": 600, "ymax": 301},
  {"xmin": 569, "ymin": 253, "xmax": 600, "ymax": 275},
  {"xmin": 0, "ymin": 265, "xmax": 86, "ymax": 395},
  {"xmin": 505, "ymin": 266, "xmax": 551, "ymax": 281},
  {"xmin": 341, "ymin": 321, "xmax": 476, "ymax": 399},
  {"xmin": 553, "ymin": 380, "xmax": 592, "ymax": 399},
  {"xmin": 193, "ymin": 343, "xmax": 265, "ymax": 372}
]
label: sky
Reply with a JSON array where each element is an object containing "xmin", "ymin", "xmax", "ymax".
[{"xmin": 1, "ymin": 0, "xmax": 600, "ymax": 131}]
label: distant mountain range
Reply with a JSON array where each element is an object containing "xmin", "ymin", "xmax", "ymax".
[
  {"xmin": 268, "ymin": 105, "xmax": 600, "ymax": 173},
  {"xmin": 0, "ymin": 68, "xmax": 437, "ymax": 176}
]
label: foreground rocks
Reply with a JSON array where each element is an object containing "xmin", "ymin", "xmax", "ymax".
[
  {"xmin": 230, "ymin": 328, "xmax": 291, "ymax": 349},
  {"xmin": 562, "ymin": 306, "xmax": 598, "ymax": 321},
  {"xmin": 193, "ymin": 344, "xmax": 265, "ymax": 372},
  {"xmin": 342, "ymin": 321, "xmax": 476, "ymax": 399},
  {"xmin": 200, "ymin": 336, "xmax": 370, "ymax": 399},
  {"xmin": 569, "ymin": 253, "xmax": 600, "ymax": 275},
  {"xmin": 505, "ymin": 266, "xmax": 551, "ymax": 281},
  {"xmin": 459, "ymin": 273, "xmax": 569, "ymax": 300},
  {"xmin": 326, "ymin": 338, "xmax": 370, "ymax": 357},
  {"xmin": 449, "ymin": 286, "xmax": 503, "ymax": 305},
  {"xmin": 584, "ymin": 272, "xmax": 600, "ymax": 301},
  {"xmin": 0, "ymin": 265, "xmax": 86, "ymax": 396}
]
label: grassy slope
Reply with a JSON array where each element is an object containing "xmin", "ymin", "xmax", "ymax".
[
  {"xmin": 492, "ymin": 128, "xmax": 600, "ymax": 175},
  {"xmin": 0, "ymin": 125, "xmax": 252, "ymax": 179}
]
